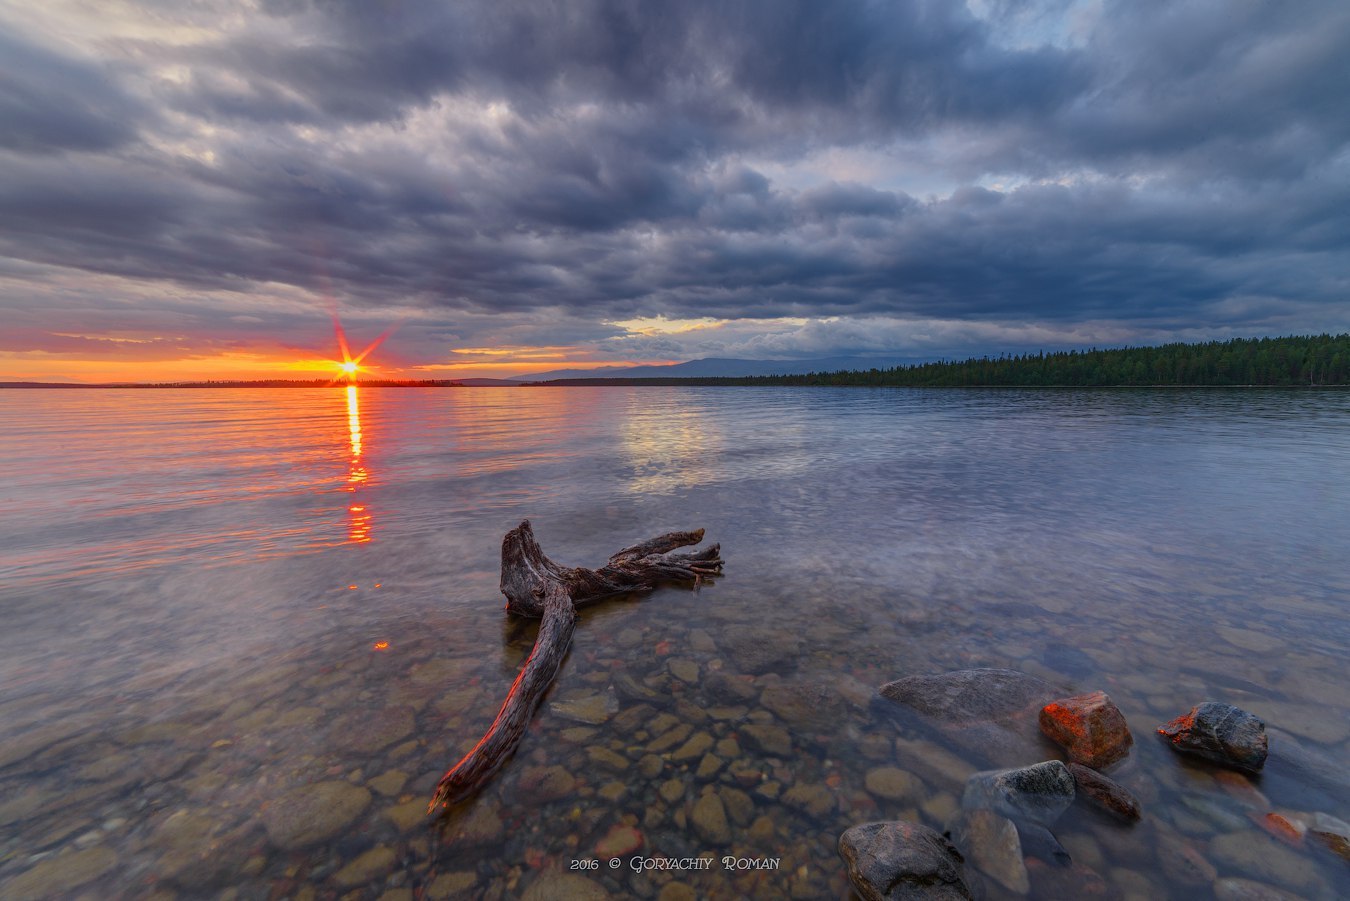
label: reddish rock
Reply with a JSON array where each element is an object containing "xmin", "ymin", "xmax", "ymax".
[
  {"xmin": 1250, "ymin": 812, "xmax": 1304, "ymax": 847},
  {"xmin": 1067, "ymin": 762, "xmax": 1142, "ymax": 822},
  {"xmin": 1038, "ymin": 691, "xmax": 1133, "ymax": 768},
  {"xmin": 595, "ymin": 824, "xmax": 643, "ymax": 860}
]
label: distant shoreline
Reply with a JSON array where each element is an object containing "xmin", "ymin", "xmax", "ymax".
[{"xmin": 6, "ymin": 334, "xmax": 1345, "ymax": 390}]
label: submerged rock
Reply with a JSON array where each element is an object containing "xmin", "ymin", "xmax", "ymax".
[
  {"xmin": 837, "ymin": 821, "xmax": 973, "ymax": 900},
  {"xmin": 879, "ymin": 669, "xmax": 1065, "ymax": 767},
  {"xmin": 1038, "ymin": 691, "xmax": 1133, "ymax": 768},
  {"xmin": 880, "ymin": 669, "xmax": 1062, "ymax": 725},
  {"xmin": 962, "ymin": 761, "xmax": 1075, "ymax": 826},
  {"xmin": 1066, "ymin": 762, "xmax": 1141, "ymax": 822},
  {"xmin": 950, "ymin": 809, "xmax": 1028, "ymax": 894},
  {"xmin": 263, "ymin": 781, "xmax": 372, "ymax": 850},
  {"xmin": 1213, "ymin": 877, "xmax": 1308, "ymax": 901},
  {"xmin": 1305, "ymin": 811, "xmax": 1350, "ymax": 861},
  {"xmin": 691, "ymin": 792, "xmax": 730, "ymax": 845},
  {"xmin": 1158, "ymin": 702, "xmax": 1267, "ymax": 773}
]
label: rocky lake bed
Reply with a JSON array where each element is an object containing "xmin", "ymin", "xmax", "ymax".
[{"xmin": 2, "ymin": 387, "xmax": 1347, "ymax": 898}]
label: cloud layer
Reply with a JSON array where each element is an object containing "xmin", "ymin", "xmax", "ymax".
[{"xmin": 2, "ymin": 0, "xmax": 1347, "ymax": 376}]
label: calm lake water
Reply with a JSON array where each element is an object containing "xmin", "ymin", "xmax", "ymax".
[{"xmin": 1, "ymin": 386, "xmax": 1347, "ymax": 900}]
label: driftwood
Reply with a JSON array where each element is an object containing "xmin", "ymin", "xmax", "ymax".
[{"xmin": 430, "ymin": 520, "xmax": 722, "ymax": 813}]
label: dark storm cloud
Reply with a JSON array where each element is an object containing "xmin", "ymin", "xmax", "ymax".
[
  {"xmin": 0, "ymin": 32, "xmax": 149, "ymax": 154},
  {"xmin": 1, "ymin": 0, "xmax": 1348, "ymax": 367}
]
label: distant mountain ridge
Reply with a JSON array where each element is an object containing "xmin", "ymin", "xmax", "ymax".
[{"xmin": 521, "ymin": 355, "xmax": 919, "ymax": 381}]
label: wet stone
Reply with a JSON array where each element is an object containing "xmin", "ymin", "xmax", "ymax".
[
  {"xmin": 586, "ymin": 746, "xmax": 630, "ymax": 771},
  {"xmin": 331, "ymin": 706, "xmax": 415, "ymax": 755},
  {"xmin": 1305, "ymin": 811, "xmax": 1350, "ymax": 861},
  {"xmin": 596, "ymin": 824, "xmax": 643, "ymax": 859},
  {"xmin": 518, "ymin": 765, "xmax": 577, "ymax": 801},
  {"xmin": 648, "ymin": 723, "xmax": 693, "ymax": 753},
  {"xmin": 692, "ymin": 792, "xmax": 731, "ymax": 845},
  {"xmin": 1067, "ymin": 762, "xmax": 1141, "ymax": 822},
  {"xmin": 1158, "ymin": 702, "xmax": 1267, "ymax": 773},
  {"xmin": 368, "ymin": 770, "xmax": 408, "ymax": 796},
  {"xmin": 334, "ymin": 846, "xmax": 397, "ymax": 888},
  {"xmin": 703, "ymin": 670, "xmax": 758, "ymax": 703},
  {"xmin": 447, "ymin": 804, "xmax": 503, "ymax": 845},
  {"xmin": 721, "ymin": 787, "xmax": 754, "ymax": 826},
  {"xmin": 263, "ymin": 781, "xmax": 372, "ymax": 850},
  {"xmin": 739, "ymin": 724, "xmax": 791, "ymax": 757},
  {"xmin": 668, "ymin": 659, "xmax": 700, "ymax": 683},
  {"xmin": 952, "ymin": 809, "xmax": 1028, "ymax": 894},
  {"xmin": 425, "ymin": 871, "xmax": 478, "ymax": 900},
  {"xmin": 1154, "ymin": 823, "xmax": 1217, "ymax": 886},
  {"xmin": 962, "ymin": 761, "xmax": 1075, "ymax": 826},
  {"xmin": 837, "ymin": 821, "xmax": 973, "ymax": 900},
  {"xmin": 384, "ymin": 798, "xmax": 426, "ymax": 832},
  {"xmin": 782, "ymin": 783, "xmax": 834, "ymax": 818},
  {"xmin": 598, "ymin": 781, "xmax": 627, "ymax": 802},
  {"xmin": 1209, "ymin": 830, "xmax": 1328, "ymax": 894},
  {"xmin": 718, "ymin": 631, "xmax": 802, "ymax": 675},
  {"xmin": 1038, "ymin": 691, "xmax": 1133, "ymax": 768},
  {"xmin": 671, "ymin": 731, "xmax": 714, "ymax": 762},
  {"xmin": 1213, "ymin": 878, "xmax": 1307, "ymax": 901},
  {"xmin": 638, "ymin": 754, "xmax": 664, "ymax": 779},
  {"xmin": 5, "ymin": 846, "xmax": 119, "ymax": 901},
  {"xmin": 696, "ymin": 754, "xmax": 724, "ymax": 780},
  {"xmin": 660, "ymin": 778, "xmax": 685, "ymax": 804},
  {"xmin": 865, "ymin": 767, "xmax": 922, "ymax": 803},
  {"xmin": 521, "ymin": 868, "xmax": 611, "ymax": 900},
  {"xmin": 550, "ymin": 689, "xmax": 619, "ymax": 725},
  {"xmin": 880, "ymin": 669, "xmax": 1062, "ymax": 726}
]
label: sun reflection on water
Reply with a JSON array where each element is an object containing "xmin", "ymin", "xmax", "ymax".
[{"xmin": 345, "ymin": 385, "xmax": 373, "ymax": 543}]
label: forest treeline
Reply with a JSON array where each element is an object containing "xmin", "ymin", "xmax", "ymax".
[{"xmin": 730, "ymin": 334, "xmax": 1350, "ymax": 388}]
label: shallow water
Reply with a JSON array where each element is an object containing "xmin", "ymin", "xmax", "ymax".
[{"xmin": 1, "ymin": 386, "xmax": 1347, "ymax": 900}]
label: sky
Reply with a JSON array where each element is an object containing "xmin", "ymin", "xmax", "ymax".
[{"xmin": 1, "ymin": 0, "xmax": 1347, "ymax": 382}]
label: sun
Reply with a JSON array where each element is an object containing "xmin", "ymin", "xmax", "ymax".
[{"xmin": 340, "ymin": 360, "xmax": 359, "ymax": 375}]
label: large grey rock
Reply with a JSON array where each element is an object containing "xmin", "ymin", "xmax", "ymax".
[
  {"xmin": 880, "ymin": 669, "xmax": 1062, "ymax": 725},
  {"xmin": 1158, "ymin": 702, "xmax": 1267, "ymax": 773},
  {"xmin": 838, "ymin": 821, "xmax": 973, "ymax": 900},
  {"xmin": 962, "ymin": 760, "xmax": 1075, "ymax": 826},
  {"xmin": 879, "ymin": 669, "xmax": 1065, "ymax": 767}
]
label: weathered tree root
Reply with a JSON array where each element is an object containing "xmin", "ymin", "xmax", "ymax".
[{"xmin": 430, "ymin": 520, "xmax": 721, "ymax": 813}]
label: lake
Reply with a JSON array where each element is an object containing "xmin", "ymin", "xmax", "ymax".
[{"xmin": 1, "ymin": 386, "xmax": 1347, "ymax": 900}]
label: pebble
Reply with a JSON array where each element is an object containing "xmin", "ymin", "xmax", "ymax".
[
  {"xmin": 738, "ymin": 724, "xmax": 791, "ymax": 757},
  {"xmin": 782, "ymin": 783, "xmax": 833, "ymax": 817},
  {"xmin": 4, "ymin": 846, "xmax": 119, "ymax": 901},
  {"xmin": 586, "ymin": 747, "xmax": 630, "ymax": 771},
  {"xmin": 333, "ymin": 846, "xmax": 396, "ymax": 888},
  {"xmin": 668, "ymin": 659, "xmax": 700, "ymax": 683},
  {"xmin": 521, "ymin": 869, "xmax": 611, "ymax": 900},
  {"xmin": 692, "ymin": 793, "xmax": 731, "ymax": 845},
  {"xmin": 1209, "ymin": 830, "xmax": 1328, "ymax": 894},
  {"xmin": 1213, "ymin": 877, "xmax": 1307, "ymax": 901},
  {"xmin": 671, "ymin": 731, "xmax": 714, "ymax": 762},
  {"xmin": 595, "ymin": 824, "xmax": 643, "ymax": 859},
  {"xmin": 518, "ymin": 765, "xmax": 577, "ymax": 801},
  {"xmin": 425, "ymin": 871, "xmax": 478, "ymax": 899},
  {"xmin": 551, "ymin": 690, "xmax": 619, "ymax": 725},
  {"xmin": 864, "ymin": 767, "xmax": 922, "ymax": 802},
  {"xmin": 368, "ymin": 770, "xmax": 408, "ymax": 796},
  {"xmin": 263, "ymin": 781, "xmax": 371, "ymax": 850}
]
